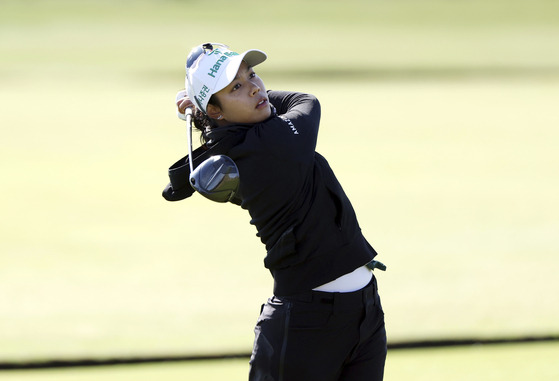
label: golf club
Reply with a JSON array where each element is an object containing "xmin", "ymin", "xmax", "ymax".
[{"xmin": 185, "ymin": 108, "xmax": 240, "ymax": 203}]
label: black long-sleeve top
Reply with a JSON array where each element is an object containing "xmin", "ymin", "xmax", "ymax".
[{"xmin": 163, "ymin": 90, "xmax": 377, "ymax": 296}]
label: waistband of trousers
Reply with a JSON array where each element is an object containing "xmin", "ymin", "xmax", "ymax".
[{"xmin": 277, "ymin": 275, "xmax": 377, "ymax": 307}]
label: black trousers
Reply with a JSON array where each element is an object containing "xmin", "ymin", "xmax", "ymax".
[{"xmin": 249, "ymin": 276, "xmax": 386, "ymax": 381}]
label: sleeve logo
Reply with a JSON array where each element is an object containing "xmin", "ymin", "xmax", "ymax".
[{"xmin": 280, "ymin": 117, "xmax": 299, "ymax": 135}]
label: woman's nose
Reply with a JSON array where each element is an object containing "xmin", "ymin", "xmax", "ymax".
[{"xmin": 250, "ymin": 82, "xmax": 260, "ymax": 95}]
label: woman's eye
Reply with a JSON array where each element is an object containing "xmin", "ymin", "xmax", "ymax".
[
  {"xmin": 249, "ymin": 72, "xmax": 256, "ymax": 78},
  {"xmin": 232, "ymin": 83, "xmax": 241, "ymax": 91}
]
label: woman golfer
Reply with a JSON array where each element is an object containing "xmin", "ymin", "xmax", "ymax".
[{"xmin": 163, "ymin": 43, "xmax": 387, "ymax": 381}]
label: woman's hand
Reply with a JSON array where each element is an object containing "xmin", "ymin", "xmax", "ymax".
[{"xmin": 175, "ymin": 90, "xmax": 195, "ymax": 120}]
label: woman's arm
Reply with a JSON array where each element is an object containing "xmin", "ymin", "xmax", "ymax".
[
  {"xmin": 268, "ymin": 90, "xmax": 321, "ymax": 128},
  {"xmin": 255, "ymin": 90, "xmax": 321, "ymax": 160}
]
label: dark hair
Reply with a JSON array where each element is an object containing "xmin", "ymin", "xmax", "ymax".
[{"xmin": 193, "ymin": 94, "xmax": 221, "ymax": 144}]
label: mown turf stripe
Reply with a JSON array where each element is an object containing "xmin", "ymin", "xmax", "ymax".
[{"xmin": 1, "ymin": 335, "xmax": 557, "ymax": 370}]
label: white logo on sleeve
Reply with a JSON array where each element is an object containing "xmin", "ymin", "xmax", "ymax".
[{"xmin": 281, "ymin": 117, "xmax": 299, "ymax": 135}]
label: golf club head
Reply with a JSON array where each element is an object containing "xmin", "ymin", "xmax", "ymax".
[{"xmin": 189, "ymin": 155, "xmax": 240, "ymax": 203}]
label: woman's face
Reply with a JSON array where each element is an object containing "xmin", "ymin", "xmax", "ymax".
[{"xmin": 212, "ymin": 61, "xmax": 271, "ymax": 125}]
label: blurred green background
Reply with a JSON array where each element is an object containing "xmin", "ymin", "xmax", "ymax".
[{"xmin": 1, "ymin": 0, "xmax": 559, "ymax": 379}]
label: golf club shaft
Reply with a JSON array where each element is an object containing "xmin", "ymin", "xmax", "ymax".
[{"xmin": 185, "ymin": 108, "xmax": 194, "ymax": 173}]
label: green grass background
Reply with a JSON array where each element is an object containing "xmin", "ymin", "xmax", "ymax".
[
  {"xmin": 2, "ymin": 342, "xmax": 559, "ymax": 381},
  {"xmin": 1, "ymin": 0, "xmax": 559, "ymax": 378}
]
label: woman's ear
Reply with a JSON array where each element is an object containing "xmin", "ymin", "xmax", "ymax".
[{"xmin": 206, "ymin": 103, "xmax": 223, "ymax": 121}]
